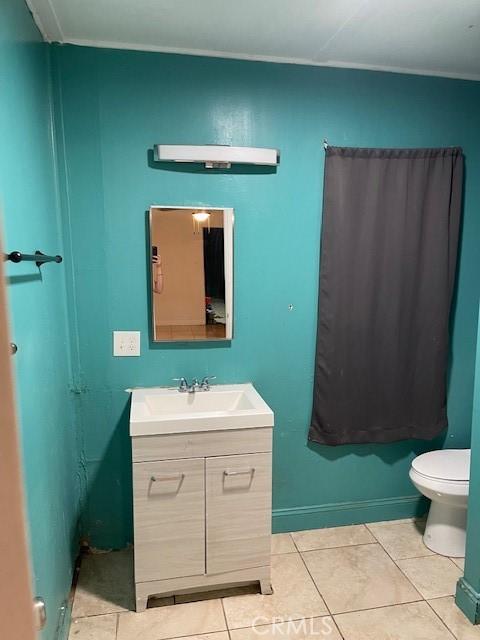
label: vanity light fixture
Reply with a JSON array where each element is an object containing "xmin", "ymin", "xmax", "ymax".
[{"xmin": 153, "ymin": 144, "xmax": 280, "ymax": 169}]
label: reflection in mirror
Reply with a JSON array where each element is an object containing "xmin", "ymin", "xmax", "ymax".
[{"xmin": 150, "ymin": 206, "xmax": 233, "ymax": 342}]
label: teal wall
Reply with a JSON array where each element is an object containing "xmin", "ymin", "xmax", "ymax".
[
  {"xmin": 456, "ymin": 305, "xmax": 480, "ymax": 623},
  {"xmin": 0, "ymin": 3, "xmax": 79, "ymax": 639},
  {"xmin": 51, "ymin": 44, "xmax": 480, "ymax": 549}
]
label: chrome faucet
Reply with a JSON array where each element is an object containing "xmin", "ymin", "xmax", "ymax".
[
  {"xmin": 173, "ymin": 376, "xmax": 216, "ymax": 393},
  {"xmin": 173, "ymin": 377, "xmax": 196, "ymax": 393},
  {"xmin": 189, "ymin": 377, "xmax": 200, "ymax": 393},
  {"xmin": 173, "ymin": 377, "xmax": 188, "ymax": 392},
  {"xmin": 200, "ymin": 375, "xmax": 216, "ymax": 391}
]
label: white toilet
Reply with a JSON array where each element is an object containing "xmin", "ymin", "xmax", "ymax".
[{"xmin": 409, "ymin": 449, "xmax": 470, "ymax": 558}]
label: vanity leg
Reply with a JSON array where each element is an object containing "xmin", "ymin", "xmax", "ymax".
[
  {"xmin": 259, "ymin": 579, "xmax": 273, "ymax": 595},
  {"xmin": 136, "ymin": 595, "xmax": 148, "ymax": 613}
]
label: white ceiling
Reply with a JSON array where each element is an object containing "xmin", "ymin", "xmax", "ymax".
[{"xmin": 27, "ymin": 0, "xmax": 480, "ymax": 80}]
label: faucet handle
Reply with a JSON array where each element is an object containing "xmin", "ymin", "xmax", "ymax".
[
  {"xmin": 201, "ymin": 375, "xmax": 216, "ymax": 390},
  {"xmin": 173, "ymin": 377, "xmax": 189, "ymax": 392}
]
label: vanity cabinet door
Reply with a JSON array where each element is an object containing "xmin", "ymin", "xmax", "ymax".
[
  {"xmin": 206, "ymin": 453, "xmax": 271, "ymax": 574},
  {"xmin": 133, "ymin": 458, "xmax": 205, "ymax": 582}
]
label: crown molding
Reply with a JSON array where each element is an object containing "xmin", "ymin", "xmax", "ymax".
[
  {"xmin": 63, "ymin": 38, "xmax": 480, "ymax": 82},
  {"xmin": 25, "ymin": 0, "xmax": 63, "ymax": 42}
]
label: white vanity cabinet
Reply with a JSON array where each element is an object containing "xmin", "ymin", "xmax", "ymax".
[{"xmin": 129, "ymin": 384, "xmax": 274, "ymax": 612}]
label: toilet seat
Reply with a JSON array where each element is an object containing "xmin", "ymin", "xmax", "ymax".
[
  {"xmin": 409, "ymin": 468, "xmax": 469, "ymax": 499},
  {"xmin": 410, "ymin": 469, "xmax": 468, "ymax": 488},
  {"xmin": 411, "ymin": 449, "xmax": 470, "ymax": 482}
]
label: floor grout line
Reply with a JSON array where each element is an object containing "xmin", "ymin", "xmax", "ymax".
[
  {"xmin": 383, "ymin": 535, "xmax": 464, "ymax": 597},
  {"xmin": 287, "ymin": 526, "xmax": 384, "ymax": 554},
  {"xmin": 390, "ymin": 555, "xmax": 442, "ymax": 601},
  {"xmin": 389, "ymin": 552, "xmax": 436, "ymax": 560},
  {"xmin": 72, "ymin": 609, "xmax": 130, "ymax": 620},
  {"xmin": 289, "ymin": 533, "xmax": 300, "ymax": 553},
  {"xmin": 446, "ymin": 556, "xmax": 465, "ymax": 571},
  {"xmin": 424, "ymin": 598, "xmax": 459, "ymax": 639},
  {"xmin": 140, "ymin": 629, "xmax": 229, "ymax": 640},
  {"xmin": 296, "ymin": 544, "xmax": 346, "ymax": 639},
  {"xmin": 289, "ymin": 532, "xmax": 300, "ymax": 553},
  {"xmin": 375, "ymin": 539, "xmax": 428, "ymax": 601},
  {"xmin": 220, "ymin": 595, "xmax": 231, "ymax": 637},
  {"xmin": 364, "ymin": 517, "xmax": 426, "ymax": 531},
  {"xmin": 332, "ymin": 596, "xmax": 426, "ymax": 619},
  {"xmin": 297, "ymin": 541, "xmax": 379, "ymax": 553},
  {"xmin": 227, "ymin": 614, "xmax": 339, "ymax": 632}
]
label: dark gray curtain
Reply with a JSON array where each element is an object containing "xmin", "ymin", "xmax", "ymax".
[
  {"xmin": 309, "ymin": 146, "xmax": 463, "ymax": 446},
  {"xmin": 203, "ymin": 228, "xmax": 225, "ymax": 299}
]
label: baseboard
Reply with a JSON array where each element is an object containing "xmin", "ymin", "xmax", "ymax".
[
  {"xmin": 456, "ymin": 577, "xmax": 480, "ymax": 624},
  {"xmin": 272, "ymin": 494, "xmax": 427, "ymax": 533}
]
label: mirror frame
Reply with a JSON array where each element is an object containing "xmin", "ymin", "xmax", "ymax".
[{"xmin": 149, "ymin": 205, "xmax": 234, "ymax": 342}]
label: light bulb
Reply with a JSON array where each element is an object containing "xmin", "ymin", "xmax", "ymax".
[{"xmin": 192, "ymin": 211, "xmax": 210, "ymax": 223}]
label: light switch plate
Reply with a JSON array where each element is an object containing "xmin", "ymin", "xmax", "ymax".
[{"xmin": 113, "ymin": 331, "xmax": 141, "ymax": 356}]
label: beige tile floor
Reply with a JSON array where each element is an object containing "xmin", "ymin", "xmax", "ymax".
[{"xmin": 69, "ymin": 518, "xmax": 478, "ymax": 640}]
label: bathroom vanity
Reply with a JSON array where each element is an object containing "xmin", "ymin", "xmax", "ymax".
[{"xmin": 129, "ymin": 383, "xmax": 274, "ymax": 611}]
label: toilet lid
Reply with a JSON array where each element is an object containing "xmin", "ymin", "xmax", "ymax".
[{"xmin": 412, "ymin": 449, "xmax": 470, "ymax": 481}]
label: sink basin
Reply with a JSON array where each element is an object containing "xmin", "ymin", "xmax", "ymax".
[{"xmin": 129, "ymin": 383, "xmax": 274, "ymax": 436}]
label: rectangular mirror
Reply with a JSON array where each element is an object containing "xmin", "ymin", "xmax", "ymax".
[{"xmin": 150, "ymin": 206, "xmax": 233, "ymax": 342}]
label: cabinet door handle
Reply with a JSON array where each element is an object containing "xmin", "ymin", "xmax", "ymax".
[
  {"xmin": 223, "ymin": 468, "xmax": 254, "ymax": 476},
  {"xmin": 151, "ymin": 473, "xmax": 184, "ymax": 482}
]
